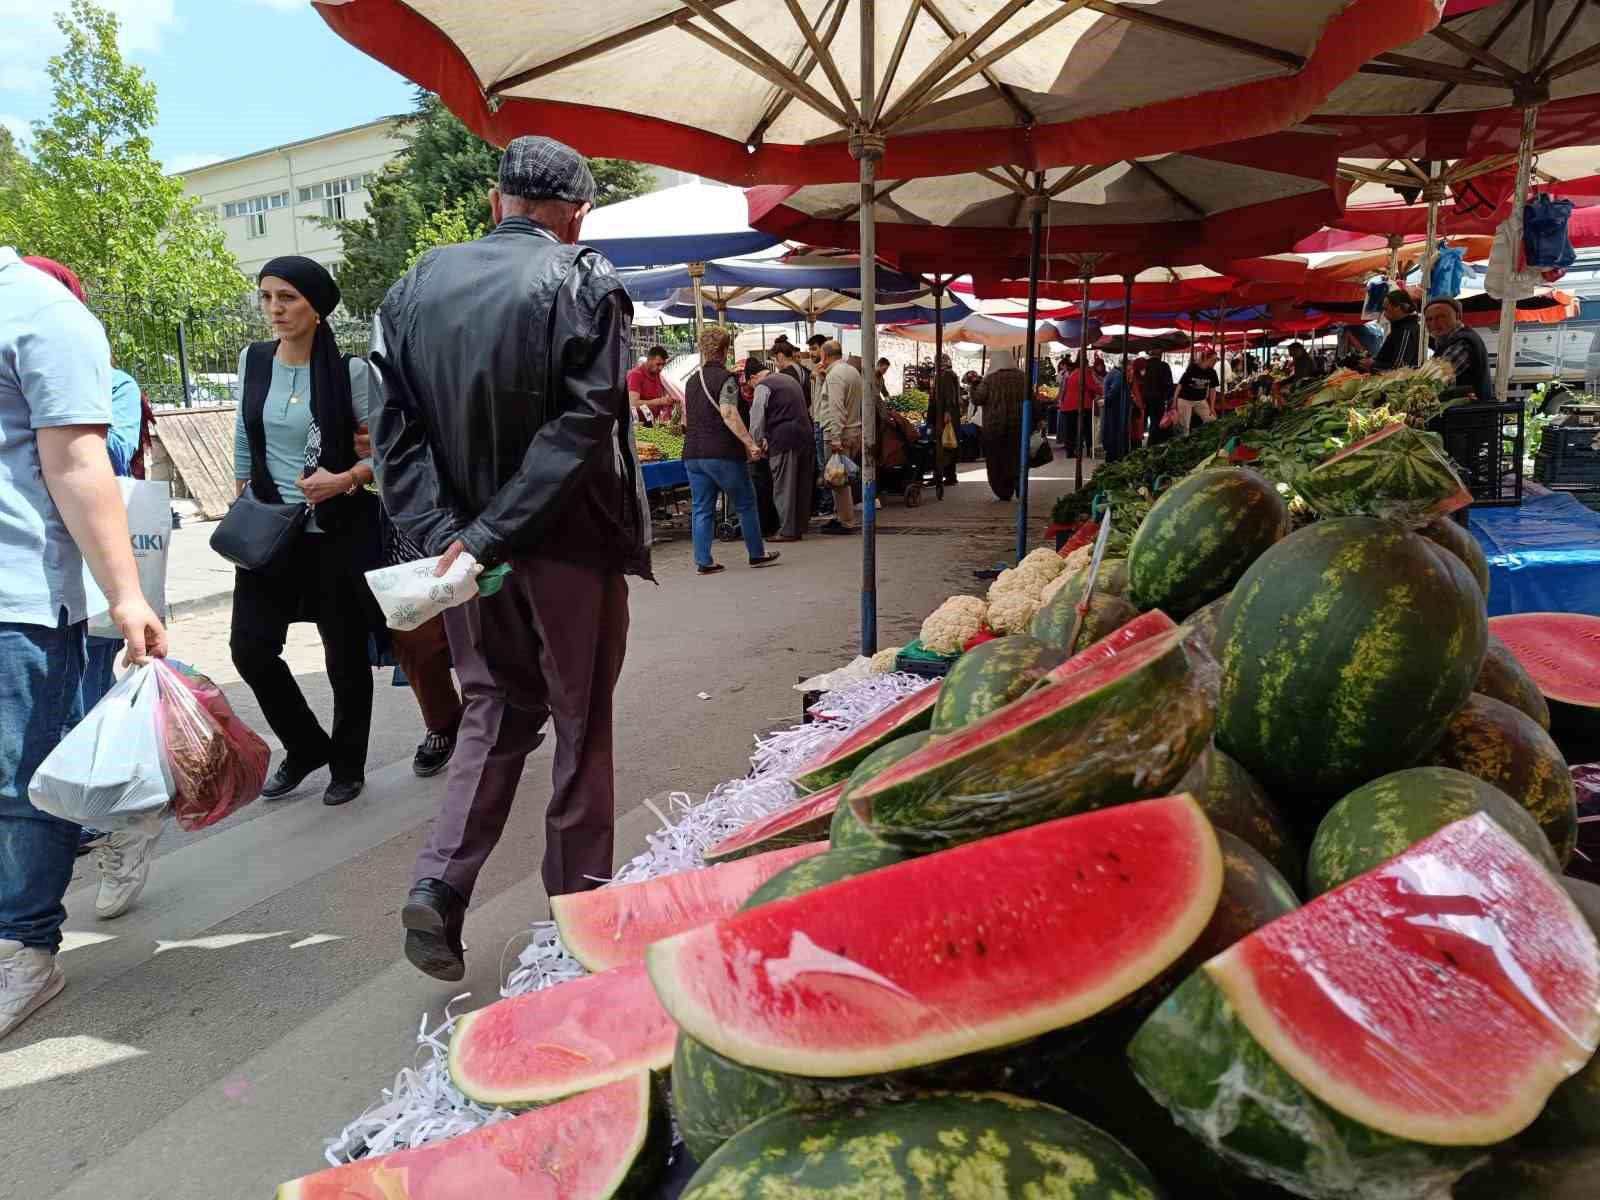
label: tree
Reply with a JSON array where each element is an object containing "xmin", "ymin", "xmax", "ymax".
[{"xmin": 405, "ymin": 199, "xmax": 484, "ymax": 269}]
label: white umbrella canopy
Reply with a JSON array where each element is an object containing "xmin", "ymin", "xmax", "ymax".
[{"xmin": 579, "ymin": 180, "xmax": 784, "ymax": 267}]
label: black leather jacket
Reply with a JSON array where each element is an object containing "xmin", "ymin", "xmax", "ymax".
[{"xmin": 370, "ymin": 218, "xmax": 652, "ymax": 579}]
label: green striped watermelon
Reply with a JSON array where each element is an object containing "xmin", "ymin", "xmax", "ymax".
[
  {"xmin": 1419, "ymin": 514, "xmax": 1490, "ymax": 599},
  {"xmin": 1294, "ymin": 422, "xmax": 1471, "ymax": 524},
  {"xmin": 1127, "ymin": 467, "xmax": 1290, "ymax": 619},
  {"xmin": 740, "ymin": 842, "xmax": 907, "ymax": 909},
  {"xmin": 1306, "ymin": 766, "xmax": 1557, "ymax": 897},
  {"xmin": 1476, "ymin": 633, "xmax": 1552, "ymax": 730},
  {"xmin": 1029, "ymin": 589, "xmax": 1141, "ymax": 655},
  {"xmin": 1489, "ymin": 612, "xmax": 1600, "ymax": 762},
  {"xmin": 1176, "ymin": 743, "xmax": 1301, "ymax": 891},
  {"xmin": 1180, "ymin": 590, "xmax": 1231, "ymax": 657},
  {"xmin": 702, "ymin": 782, "xmax": 842, "ymax": 864},
  {"xmin": 929, "ymin": 634, "xmax": 1064, "ymax": 732},
  {"xmin": 1215, "ymin": 516, "xmax": 1488, "ymax": 804},
  {"xmin": 791, "ymin": 681, "xmax": 940, "ymax": 792},
  {"xmin": 681, "ymin": 1092, "xmax": 1164, "ymax": 1199},
  {"xmin": 1422, "ymin": 692, "xmax": 1577, "ymax": 865},
  {"xmin": 829, "ymin": 731, "xmax": 931, "ymax": 849}
]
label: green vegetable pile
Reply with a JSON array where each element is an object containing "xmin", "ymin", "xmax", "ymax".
[
  {"xmin": 634, "ymin": 426, "xmax": 685, "ymax": 460},
  {"xmin": 887, "ymin": 388, "xmax": 928, "ymax": 415}
]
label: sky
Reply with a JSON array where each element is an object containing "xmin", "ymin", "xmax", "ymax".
[{"xmin": 0, "ymin": 0, "xmax": 418, "ymax": 172}]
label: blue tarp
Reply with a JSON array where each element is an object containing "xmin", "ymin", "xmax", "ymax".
[{"xmin": 1469, "ymin": 491, "xmax": 1600, "ymax": 617}]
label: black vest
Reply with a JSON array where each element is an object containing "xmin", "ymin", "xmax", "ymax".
[
  {"xmin": 761, "ymin": 372, "xmax": 813, "ymax": 455},
  {"xmin": 683, "ymin": 362, "xmax": 746, "ymax": 462}
]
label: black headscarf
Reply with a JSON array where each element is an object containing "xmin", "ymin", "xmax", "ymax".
[{"xmin": 257, "ymin": 256, "xmax": 359, "ymax": 524}]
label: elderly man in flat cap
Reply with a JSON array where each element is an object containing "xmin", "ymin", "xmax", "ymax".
[{"xmin": 372, "ymin": 135, "xmax": 651, "ymax": 981}]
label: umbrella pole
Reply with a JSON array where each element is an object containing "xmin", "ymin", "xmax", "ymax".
[
  {"xmin": 1386, "ymin": 233, "xmax": 1403, "ymax": 285},
  {"xmin": 1117, "ymin": 274, "xmax": 1132, "ymax": 459},
  {"xmin": 853, "ymin": 0, "xmax": 882, "ymax": 657},
  {"xmin": 1418, "ymin": 164, "xmax": 1443, "ymax": 368},
  {"xmin": 933, "ymin": 277, "xmax": 945, "ymax": 502},
  {"xmin": 1018, "ymin": 190, "xmax": 1044, "ymax": 560},
  {"xmin": 1495, "ymin": 104, "xmax": 1540, "ymax": 401},
  {"xmin": 1074, "ymin": 272, "xmax": 1089, "ymax": 493},
  {"xmin": 1217, "ymin": 296, "xmax": 1229, "ymax": 396},
  {"xmin": 690, "ymin": 261, "xmax": 706, "ymax": 353}
]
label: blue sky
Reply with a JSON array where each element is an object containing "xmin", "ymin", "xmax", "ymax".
[{"xmin": 0, "ymin": 0, "xmax": 418, "ymax": 172}]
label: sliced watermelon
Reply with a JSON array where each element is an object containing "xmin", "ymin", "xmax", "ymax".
[
  {"xmin": 553, "ymin": 841, "xmax": 827, "ymax": 973},
  {"xmin": 647, "ymin": 794, "xmax": 1222, "ymax": 1078},
  {"xmin": 1295, "ymin": 421, "xmax": 1472, "ymax": 523},
  {"xmin": 702, "ymin": 782, "xmax": 843, "ymax": 864},
  {"xmin": 1131, "ymin": 815, "xmax": 1600, "ymax": 1199},
  {"xmin": 1045, "ymin": 609, "xmax": 1178, "ymax": 682},
  {"xmin": 447, "ymin": 963, "xmax": 675, "ymax": 1108},
  {"xmin": 791, "ymin": 681, "xmax": 940, "ymax": 792},
  {"xmin": 277, "ymin": 1073, "xmax": 667, "ymax": 1199},
  {"xmin": 1489, "ymin": 612, "xmax": 1600, "ymax": 759}
]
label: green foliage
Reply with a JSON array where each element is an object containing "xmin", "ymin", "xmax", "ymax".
[
  {"xmin": 405, "ymin": 198, "xmax": 485, "ymax": 269},
  {"xmin": 887, "ymin": 388, "xmax": 928, "ymax": 415}
]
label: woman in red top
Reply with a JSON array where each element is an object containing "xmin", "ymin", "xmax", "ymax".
[{"xmin": 1056, "ymin": 351, "xmax": 1102, "ymax": 455}]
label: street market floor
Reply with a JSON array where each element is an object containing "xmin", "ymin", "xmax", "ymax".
[{"xmin": 1, "ymin": 458, "xmax": 1085, "ymax": 1200}]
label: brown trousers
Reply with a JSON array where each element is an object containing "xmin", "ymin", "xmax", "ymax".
[
  {"xmin": 389, "ymin": 614, "xmax": 462, "ymax": 733},
  {"xmin": 414, "ymin": 556, "xmax": 629, "ymax": 901}
]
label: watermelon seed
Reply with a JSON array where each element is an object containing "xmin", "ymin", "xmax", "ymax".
[
  {"xmin": 975, "ymin": 940, "xmax": 987, "ymax": 957},
  {"xmin": 1118, "ymin": 873, "xmax": 1131, "ymax": 883},
  {"xmin": 947, "ymin": 942, "xmax": 958, "ymax": 958},
  {"xmin": 1106, "ymin": 851, "xmax": 1122, "ymax": 863},
  {"xmin": 1442, "ymin": 950, "xmax": 1458, "ymax": 969},
  {"xmin": 1075, "ymin": 869, "xmax": 1085, "ymax": 881}
]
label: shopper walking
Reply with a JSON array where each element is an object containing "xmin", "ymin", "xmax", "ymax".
[
  {"xmin": 1058, "ymin": 351, "xmax": 1101, "ymax": 455},
  {"xmin": 1174, "ymin": 348, "xmax": 1221, "ymax": 433},
  {"xmin": 817, "ymin": 339, "xmax": 864, "ymax": 534},
  {"xmin": 372, "ymin": 136, "xmax": 654, "ymax": 980},
  {"xmin": 745, "ymin": 356, "xmax": 813, "ymax": 541},
  {"xmin": 0, "ymin": 247, "xmax": 167, "ymax": 1040},
  {"xmin": 974, "ymin": 350, "xmax": 1027, "ymax": 501}
]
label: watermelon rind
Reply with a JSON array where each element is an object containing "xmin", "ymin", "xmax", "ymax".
[
  {"xmin": 1418, "ymin": 514, "xmax": 1490, "ymax": 600},
  {"xmin": 1306, "ymin": 766, "xmax": 1558, "ymax": 897},
  {"xmin": 1294, "ymin": 422, "xmax": 1471, "ymax": 525},
  {"xmin": 1127, "ymin": 467, "xmax": 1290, "ymax": 619},
  {"xmin": 1180, "ymin": 590, "xmax": 1231, "ymax": 657},
  {"xmin": 741, "ymin": 842, "xmax": 908, "ymax": 909},
  {"xmin": 792, "ymin": 681, "xmax": 940, "ymax": 792},
  {"xmin": 830, "ymin": 731, "xmax": 931, "ymax": 849},
  {"xmin": 1421, "ymin": 692, "xmax": 1577, "ymax": 864},
  {"xmin": 1176, "ymin": 743, "xmax": 1301, "ymax": 891},
  {"xmin": 1046, "ymin": 609, "xmax": 1178, "ymax": 681},
  {"xmin": 702, "ymin": 782, "xmax": 843, "ymax": 864},
  {"xmin": 680, "ymin": 1091, "xmax": 1164, "ymax": 1200},
  {"xmin": 929, "ymin": 634, "xmax": 1065, "ymax": 732},
  {"xmin": 1475, "ymin": 633, "xmax": 1552, "ymax": 730}
]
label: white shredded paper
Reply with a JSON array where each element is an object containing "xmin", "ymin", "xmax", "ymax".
[{"xmin": 324, "ymin": 672, "xmax": 930, "ymax": 1168}]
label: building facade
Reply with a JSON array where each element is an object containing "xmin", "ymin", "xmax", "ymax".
[{"xmin": 174, "ymin": 117, "xmax": 407, "ymax": 277}]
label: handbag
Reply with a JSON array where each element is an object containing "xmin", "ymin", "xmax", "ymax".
[{"xmin": 210, "ymin": 484, "xmax": 309, "ymax": 572}]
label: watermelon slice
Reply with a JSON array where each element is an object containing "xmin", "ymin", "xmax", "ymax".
[
  {"xmin": 1295, "ymin": 421, "xmax": 1472, "ymax": 524},
  {"xmin": 277, "ymin": 1073, "xmax": 667, "ymax": 1199},
  {"xmin": 646, "ymin": 794, "xmax": 1223, "ymax": 1078},
  {"xmin": 702, "ymin": 782, "xmax": 844, "ymax": 864},
  {"xmin": 1131, "ymin": 814, "xmax": 1600, "ymax": 1199},
  {"xmin": 1489, "ymin": 612, "xmax": 1600, "ymax": 758},
  {"xmin": 447, "ymin": 963, "xmax": 675, "ymax": 1107},
  {"xmin": 553, "ymin": 841, "xmax": 827, "ymax": 973},
  {"xmin": 1045, "ymin": 609, "xmax": 1177, "ymax": 682},
  {"xmin": 791, "ymin": 681, "xmax": 940, "ymax": 791}
]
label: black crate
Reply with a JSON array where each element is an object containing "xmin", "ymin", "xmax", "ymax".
[{"xmin": 1437, "ymin": 402, "xmax": 1523, "ymax": 507}]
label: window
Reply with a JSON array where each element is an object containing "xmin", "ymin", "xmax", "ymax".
[
  {"xmin": 246, "ymin": 213, "xmax": 267, "ymax": 239},
  {"xmin": 323, "ymin": 194, "xmax": 346, "ymax": 220},
  {"xmin": 298, "ymin": 174, "xmax": 369, "ymax": 205},
  {"xmin": 223, "ymin": 191, "xmax": 288, "ymax": 219}
]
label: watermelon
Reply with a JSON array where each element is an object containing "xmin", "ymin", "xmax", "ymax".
[
  {"xmin": 1307, "ymin": 765, "xmax": 1558, "ymax": 897},
  {"xmin": 1130, "ymin": 815, "xmax": 1600, "ymax": 1199},
  {"xmin": 741, "ymin": 842, "xmax": 907, "ymax": 909},
  {"xmin": 1419, "ymin": 514, "xmax": 1490, "ymax": 599},
  {"xmin": 680, "ymin": 1091, "xmax": 1164, "ymax": 1199},
  {"xmin": 1127, "ymin": 467, "xmax": 1290, "ymax": 619},
  {"xmin": 447, "ymin": 963, "xmax": 674, "ymax": 1108},
  {"xmin": 1524, "ymin": 877, "xmax": 1600, "ymax": 1148},
  {"xmin": 1455, "ymin": 1148, "xmax": 1600, "ymax": 1200},
  {"xmin": 1294, "ymin": 422, "xmax": 1472, "ymax": 524},
  {"xmin": 1181, "ymin": 590, "xmax": 1230, "ymax": 656},
  {"xmin": 791, "ymin": 681, "xmax": 940, "ymax": 792},
  {"xmin": 1477, "ymin": 633, "xmax": 1552, "ymax": 730},
  {"xmin": 929, "ymin": 634, "xmax": 1064, "ymax": 732},
  {"xmin": 1029, "ymin": 587, "xmax": 1141, "ymax": 655},
  {"xmin": 1046, "ymin": 608, "xmax": 1178, "ymax": 679},
  {"xmin": 702, "ymin": 782, "xmax": 842, "ymax": 864},
  {"xmin": 829, "ymin": 731, "xmax": 931, "ymax": 849},
  {"xmin": 646, "ymin": 794, "xmax": 1222, "ymax": 1078},
  {"xmin": 552, "ymin": 841, "xmax": 827, "ymax": 973},
  {"xmin": 1216, "ymin": 516, "xmax": 1488, "ymax": 803},
  {"xmin": 1422, "ymin": 692, "xmax": 1577, "ymax": 865},
  {"xmin": 850, "ymin": 626, "xmax": 1213, "ymax": 853},
  {"xmin": 1489, "ymin": 612, "xmax": 1600, "ymax": 761},
  {"xmin": 1175, "ymin": 831, "xmax": 1299, "ymax": 978},
  {"xmin": 277, "ymin": 1073, "xmax": 668, "ymax": 1199},
  {"xmin": 1177, "ymin": 743, "xmax": 1302, "ymax": 891}
]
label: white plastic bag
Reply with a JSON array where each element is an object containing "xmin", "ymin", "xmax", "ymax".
[
  {"xmin": 823, "ymin": 453, "xmax": 859, "ymax": 488},
  {"xmin": 83, "ymin": 478, "xmax": 171, "ymax": 638},
  {"xmin": 1485, "ymin": 211, "xmax": 1542, "ymax": 301},
  {"xmin": 364, "ymin": 552, "xmax": 482, "ymax": 632},
  {"xmin": 28, "ymin": 662, "xmax": 173, "ymax": 829}
]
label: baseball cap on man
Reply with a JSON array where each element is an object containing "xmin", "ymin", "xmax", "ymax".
[{"xmin": 498, "ymin": 135, "xmax": 596, "ymax": 204}]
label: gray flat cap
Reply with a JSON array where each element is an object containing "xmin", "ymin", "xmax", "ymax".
[{"xmin": 498, "ymin": 135, "xmax": 596, "ymax": 204}]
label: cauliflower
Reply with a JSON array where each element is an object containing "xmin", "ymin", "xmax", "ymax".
[
  {"xmin": 1059, "ymin": 544, "xmax": 1092, "ymax": 576},
  {"xmin": 870, "ymin": 645, "xmax": 902, "ymax": 673},
  {"xmin": 920, "ymin": 596, "xmax": 988, "ymax": 655},
  {"xmin": 985, "ymin": 566, "xmax": 1022, "ymax": 603},
  {"xmin": 986, "ymin": 587, "xmax": 1042, "ymax": 635},
  {"xmin": 1017, "ymin": 546, "xmax": 1067, "ymax": 588},
  {"xmin": 1039, "ymin": 567, "xmax": 1079, "ymax": 608}
]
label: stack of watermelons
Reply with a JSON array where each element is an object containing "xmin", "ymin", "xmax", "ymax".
[{"xmin": 279, "ymin": 447, "xmax": 1600, "ymax": 1197}]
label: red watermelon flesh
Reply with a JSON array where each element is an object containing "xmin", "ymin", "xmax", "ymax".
[
  {"xmin": 702, "ymin": 782, "xmax": 844, "ymax": 864},
  {"xmin": 448, "ymin": 963, "xmax": 675, "ymax": 1107},
  {"xmin": 1489, "ymin": 612, "xmax": 1600, "ymax": 710},
  {"xmin": 552, "ymin": 841, "xmax": 828, "ymax": 973},
  {"xmin": 1045, "ymin": 609, "xmax": 1178, "ymax": 682},
  {"xmin": 791, "ymin": 681, "xmax": 940, "ymax": 791},
  {"xmin": 1207, "ymin": 813, "xmax": 1600, "ymax": 1146},
  {"xmin": 277, "ymin": 1073, "xmax": 662, "ymax": 1199},
  {"xmin": 646, "ymin": 794, "xmax": 1222, "ymax": 1078}
]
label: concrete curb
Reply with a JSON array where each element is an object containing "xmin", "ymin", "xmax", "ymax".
[{"xmin": 168, "ymin": 587, "xmax": 235, "ymax": 623}]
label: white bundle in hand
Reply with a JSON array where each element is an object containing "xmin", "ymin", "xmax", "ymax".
[{"xmin": 365, "ymin": 553, "xmax": 482, "ymax": 632}]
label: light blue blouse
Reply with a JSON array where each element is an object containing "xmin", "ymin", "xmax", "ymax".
[{"xmin": 231, "ymin": 348, "xmax": 372, "ymax": 505}]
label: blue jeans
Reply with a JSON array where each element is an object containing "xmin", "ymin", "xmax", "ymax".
[
  {"xmin": 0, "ymin": 613, "xmax": 87, "ymax": 950},
  {"xmin": 685, "ymin": 457, "xmax": 765, "ymax": 567},
  {"xmin": 80, "ymin": 634, "xmax": 122, "ymax": 713}
]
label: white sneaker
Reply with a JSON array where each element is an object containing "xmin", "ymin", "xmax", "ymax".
[
  {"xmin": 94, "ymin": 814, "xmax": 162, "ymax": 919},
  {"xmin": 0, "ymin": 939, "xmax": 64, "ymax": 1041}
]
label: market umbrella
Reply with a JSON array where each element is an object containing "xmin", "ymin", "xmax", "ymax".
[
  {"xmin": 580, "ymin": 179, "xmax": 782, "ymax": 268},
  {"xmin": 317, "ymin": 0, "xmax": 1443, "ymax": 655},
  {"xmin": 891, "ymin": 313, "xmax": 1100, "ymax": 348}
]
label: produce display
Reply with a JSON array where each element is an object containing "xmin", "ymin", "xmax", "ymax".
[
  {"xmin": 790, "ymin": 680, "xmax": 939, "ymax": 791},
  {"xmin": 1489, "ymin": 611, "xmax": 1600, "ymax": 760},
  {"xmin": 700, "ymin": 781, "xmax": 843, "ymax": 863},
  {"xmin": 928, "ymin": 634, "xmax": 1064, "ymax": 732},
  {"xmin": 632, "ymin": 426, "xmax": 684, "ymax": 462}
]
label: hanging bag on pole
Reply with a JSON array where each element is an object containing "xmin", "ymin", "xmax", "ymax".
[
  {"xmin": 1523, "ymin": 195, "xmax": 1577, "ymax": 270},
  {"xmin": 1428, "ymin": 245, "xmax": 1467, "ymax": 299},
  {"xmin": 1362, "ymin": 277, "xmax": 1389, "ymax": 321},
  {"xmin": 1486, "ymin": 211, "xmax": 1541, "ymax": 301}
]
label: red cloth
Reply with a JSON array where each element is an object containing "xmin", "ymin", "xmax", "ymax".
[
  {"xmin": 22, "ymin": 256, "xmax": 85, "ymax": 301},
  {"xmin": 626, "ymin": 364, "xmax": 672, "ymax": 416},
  {"xmin": 1058, "ymin": 368, "xmax": 1102, "ymax": 412}
]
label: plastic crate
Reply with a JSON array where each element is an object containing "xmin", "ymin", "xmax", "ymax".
[
  {"xmin": 894, "ymin": 639, "xmax": 960, "ymax": 679},
  {"xmin": 1436, "ymin": 402, "xmax": 1523, "ymax": 507}
]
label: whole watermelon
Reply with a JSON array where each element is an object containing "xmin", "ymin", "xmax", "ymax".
[
  {"xmin": 1128, "ymin": 467, "xmax": 1290, "ymax": 619},
  {"xmin": 1215, "ymin": 516, "xmax": 1488, "ymax": 805},
  {"xmin": 1030, "ymin": 583, "xmax": 1140, "ymax": 654},
  {"xmin": 1477, "ymin": 634, "xmax": 1552, "ymax": 730},
  {"xmin": 741, "ymin": 843, "xmax": 906, "ymax": 909},
  {"xmin": 1418, "ymin": 514, "xmax": 1490, "ymax": 600},
  {"xmin": 931, "ymin": 635, "xmax": 1064, "ymax": 732},
  {"xmin": 1181, "ymin": 591, "xmax": 1231, "ymax": 658},
  {"xmin": 830, "ymin": 731, "xmax": 932, "ymax": 849},
  {"xmin": 1177, "ymin": 744, "xmax": 1301, "ymax": 892}
]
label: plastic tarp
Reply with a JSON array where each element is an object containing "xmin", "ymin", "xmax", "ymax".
[
  {"xmin": 1470, "ymin": 491, "xmax": 1600, "ymax": 617},
  {"xmin": 579, "ymin": 182, "xmax": 781, "ymax": 268}
]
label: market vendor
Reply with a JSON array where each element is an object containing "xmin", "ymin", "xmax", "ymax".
[
  {"xmin": 1424, "ymin": 297, "xmax": 1496, "ymax": 404},
  {"xmin": 1366, "ymin": 290, "xmax": 1423, "ymax": 371},
  {"xmin": 627, "ymin": 344, "xmax": 674, "ymax": 423}
]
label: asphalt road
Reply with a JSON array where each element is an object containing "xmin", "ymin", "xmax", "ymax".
[{"xmin": 1, "ymin": 462, "xmax": 1076, "ymax": 1199}]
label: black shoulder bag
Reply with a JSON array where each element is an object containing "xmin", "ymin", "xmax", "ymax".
[{"xmin": 210, "ymin": 343, "xmax": 310, "ymax": 571}]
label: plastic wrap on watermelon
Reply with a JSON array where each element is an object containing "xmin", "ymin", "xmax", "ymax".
[
  {"xmin": 1294, "ymin": 423, "xmax": 1471, "ymax": 526},
  {"xmin": 154, "ymin": 658, "xmax": 271, "ymax": 831},
  {"xmin": 846, "ymin": 624, "xmax": 1219, "ymax": 853}
]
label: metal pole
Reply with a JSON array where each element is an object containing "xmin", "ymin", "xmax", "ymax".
[
  {"xmin": 1074, "ymin": 272, "xmax": 1090, "ymax": 492},
  {"xmin": 1117, "ymin": 274, "xmax": 1132, "ymax": 457},
  {"xmin": 853, "ymin": 0, "xmax": 881, "ymax": 656},
  {"xmin": 690, "ymin": 261, "xmax": 706, "ymax": 353},
  {"xmin": 1017, "ymin": 187, "xmax": 1044, "ymax": 560},
  {"xmin": 1418, "ymin": 164, "xmax": 1443, "ymax": 368},
  {"xmin": 1217, "ymin": 295, "xmax": 1229, "ymax": 397},
  {"xmin": 1386, "ymin": 233, "xmax": 1403, "ymax": 287},
  {"xmin": 176, "ymin": 319, "xmax": 193, "ymax": 408},
  {"xmin": 933, "ymin": 277, "xmax": 945, "ymax": 501},
  {"xmin": 1496, "ymin": 105, "xmax": 1540, "ymax": 401}
]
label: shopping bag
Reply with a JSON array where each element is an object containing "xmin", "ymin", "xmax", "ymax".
[
  {"xmin": 83, "ymin": 478, "xmax": 171, "ymax": 638},
  {"xmin": 823, "ymin": 453, "xmax": 859, "ymax": 488},
  {"xmin": 28, "ymin": 662, "xmax": 172, "ymax": 829},
  {"xmin": 1428, "ymin": 246, "xmax": 1466, "ymax": 299},
  {"xmin": 155, "ymin": 658, "xmax": 270, "ymax": 831},
  {"xmin": 1028, "ymin": 428, "xmax": 1054, "ymax": 467},
  {"xmin": 1523, "ymin": 195, "xmax": 1577, "ymax": 270},
  {"xmin": 941, "ymin": 420, "xmax": 958, "ymax": 450},
  {"xmin": 365, "ymin": 551, "xmax": 485, "ymax": 632},
  {"xmin": 1486, "ymin": 211, "xmax": 1542, "ymax": 301}
]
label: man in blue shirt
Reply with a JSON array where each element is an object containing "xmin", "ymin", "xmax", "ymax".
[{"xmin": 0, "ymin": 247, "xmax": 168, "ymax": 1041}]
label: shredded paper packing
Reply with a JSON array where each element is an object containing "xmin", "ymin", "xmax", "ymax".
[{"xmin": 325, "ymin": 672, "xmax": 930, "ymax": 1166}]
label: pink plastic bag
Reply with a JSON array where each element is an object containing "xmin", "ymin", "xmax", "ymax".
[{"xmin": 152, "ymin": 658, "xmax": 271, "ymax": 831}]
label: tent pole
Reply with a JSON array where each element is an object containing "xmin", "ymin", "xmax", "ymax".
[
  {"xmin": 1018, "ymin": 187, "xmax": 1044, "ymax": 560},
  {"xmin": 1495, "ymin": 104, "xmax": 1540, "ymax": 401},
  {"xmin": 1418, "ymin": 164, "xmax": 1443, "ymax": 368},
  {"xmin": 852, "ymin": 0, "xmax": 882, "ymax": 657},
  {"xmin": 933, "ymin": 277, "xmax": 945, "ymax": 502},
  {"xmin": 1074, "ymin": 272, "xmax": 1089, "ymax": 493},
  {"xmin": 1218, "ymin": 295, "xmax": 1229, "ymax": 396},
  {"xmin": 690, "ymin": 261, "xmax": 706, "ymax": 352},
  {"xmin": 1117, "ymin": 273, "xmax": 1132, "ymax": 460},
  {"xmin": 1386, "ymin": 233, "xmax": 1403, "ymax": 286}
]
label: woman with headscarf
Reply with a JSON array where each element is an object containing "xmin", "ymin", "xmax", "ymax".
[
  {"xmin": 228, "ymin": 257, "xmax": 380, "ymax": 807},
  {"xmin": 973, "ymin": 348, "xmax": 1027, "ymax": 501}
]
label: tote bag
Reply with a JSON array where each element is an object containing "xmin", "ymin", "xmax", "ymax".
[{"xmin": 84, "ymin": 477, "xmax": 171, "ymax": 638}]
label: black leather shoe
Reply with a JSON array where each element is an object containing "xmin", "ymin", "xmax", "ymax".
[
  {"xmin": 412, "ymin": 727, "xmax": 457, "ymax": 778},
  {"xmin": 260, "ymin": 757, "xmax": 328, "ymax": 800},
  {"xmin": 323, "ymin": 777, "xmax": 365, "ymax": 807},
  {"xmin": 403, "ymin": 878, "xmax": 466, "ymax": 981}
]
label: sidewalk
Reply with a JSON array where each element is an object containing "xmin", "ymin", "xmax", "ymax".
[{"xmin": 165, "ymin": 515, "xmax": 236, "ymax": 622}]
